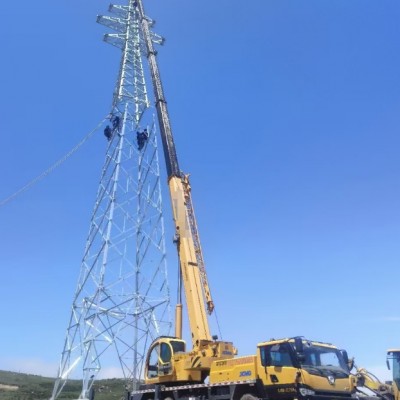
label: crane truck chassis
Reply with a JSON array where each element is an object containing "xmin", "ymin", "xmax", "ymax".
[
  {"xmin": 130, "ymin": 2, "xmax": 356, "ymax": 400},
  {"xmin": 131, "ymin": 337, "xmax": 355, "ymax": 400}
]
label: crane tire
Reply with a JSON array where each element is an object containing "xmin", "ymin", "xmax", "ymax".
[{"xmin": 240, "ymin": 394, "xmax": 258, "ymax": 400}]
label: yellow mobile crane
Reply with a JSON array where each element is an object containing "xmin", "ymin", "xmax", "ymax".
[
  {"xmin": 132, "ymin": 1, "xmax": 357, "ymax": 400},
  {"xmin": 387, "ymin": 350, "xmax": 400, "ymax": 400}
]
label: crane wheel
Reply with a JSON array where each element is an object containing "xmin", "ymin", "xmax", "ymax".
[{"xmin": 240, "ymin": 394, "xmax": 258, "ymax": 400}]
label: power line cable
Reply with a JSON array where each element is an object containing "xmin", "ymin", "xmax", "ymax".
[{"xmin": 0, "ymin": 117, "xmax": 108, "ymax": 208}]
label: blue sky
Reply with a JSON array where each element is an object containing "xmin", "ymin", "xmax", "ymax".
[{"xmin": 0, "ymin": 0, "xmax": 399, "ymax": 382}]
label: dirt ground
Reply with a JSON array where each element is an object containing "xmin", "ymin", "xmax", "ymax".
[{"xmin": 0, "ymin": 384, "xmax": 18, "ymax": 391}]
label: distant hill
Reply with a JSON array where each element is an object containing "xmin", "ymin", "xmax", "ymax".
[{"xmin": 0, "ymin": 370, "xmax": 126, "ymax": 400}]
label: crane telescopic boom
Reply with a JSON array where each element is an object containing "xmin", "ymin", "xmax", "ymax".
[
  {"xmin": 137, "ymin": 0, "xmax": 215, "ymax": 345},
  {"xmin": 137, "ymin": 0, "xmax": 179, "ymax": 177},
  {"xmin": 137, "ymin": 0, "xmax": 236, "ymax": 386}
]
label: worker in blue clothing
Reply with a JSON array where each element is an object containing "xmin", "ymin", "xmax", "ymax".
[
  {"xmin": 104, "ymin": 125, "xmax": 112, "ymax": 141},
  {"xmin": 112, "ymin": 115, "xmax": 120, "ymax": 131},
  {"xmin": 137, "ymin": 129, "xmax": 149, "ymax": 150}
]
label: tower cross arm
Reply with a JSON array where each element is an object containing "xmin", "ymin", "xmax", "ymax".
[
  {"xmin": 104, "ymin": 34, "xmax": 127, "ymax": 49},
  {"xmin": 97, "ymin": 15, "xmax": 127, "ymax": 33},
  {"xmin": 108, "ymin": 4, "xmax": 129, "ymax": 18}
]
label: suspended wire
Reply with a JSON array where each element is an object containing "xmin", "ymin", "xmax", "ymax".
[
  {"xmin": 213, "ymin": 307, "xmax": 224, "ymax": 341},
  {"xmin": 0, "ymin": 117, "xmax": 108, "ymax": 208}
]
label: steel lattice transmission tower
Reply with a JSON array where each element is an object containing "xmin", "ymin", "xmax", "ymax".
[{"xmin": 51, "ymin": 1, "xmax": 172, "ymax": 398}]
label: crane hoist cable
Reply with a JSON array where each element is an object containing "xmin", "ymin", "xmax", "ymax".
[{"xmin": 0, "ymin": 116, "xmax": 108, "ymax": 208}]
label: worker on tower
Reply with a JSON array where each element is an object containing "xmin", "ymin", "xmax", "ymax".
[
  {"xmin": 104, "ymin": 125, "xmax": 112, "ymax": 141},
  {"xmin": 136, "ymin": 131, "xmax": 143, "ymax": 150},
  {"xmin": 112, "ymin": 115, "xmax": 120, "ymax": 131},
  {"xmin": 136, "ymin": 129, "xmax": 149, "ymax": 150}
]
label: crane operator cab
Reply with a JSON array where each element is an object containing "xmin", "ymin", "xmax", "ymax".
[
  {"xmin": 144, "ymin": 336, "xmax": 237, "ymax": 386},
  {"xmin": 145, "ymin": 337, "xmax": 186, "ymax": 383}
]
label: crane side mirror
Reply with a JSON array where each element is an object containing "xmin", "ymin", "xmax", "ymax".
[
  {"xmin": 294, "ymin": 338, "xmax": 305, "ymax": 364},
  {"xmin": 387, "ymin": 359, "xmax": 391, "ymax": 370},
  {"xmin": 294, "ymin": 337, "xmax": 304, "ymax": 353},
  {"xmin": 297, "ymin": 353, "xmax": 306, "ymax": 363},
  {"xmin": 341, "ymin": 350, "xmax": 351, "ymax": 371}
]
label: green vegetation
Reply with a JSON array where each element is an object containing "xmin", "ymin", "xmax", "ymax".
[{"xmin": 0, "ymin": 370, "xmax": 126, "ymax": 400}]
